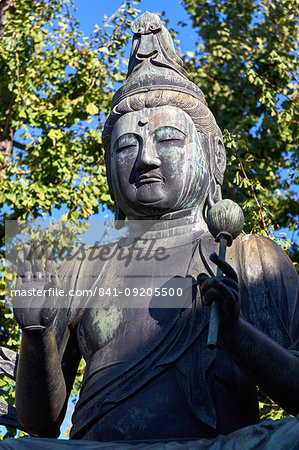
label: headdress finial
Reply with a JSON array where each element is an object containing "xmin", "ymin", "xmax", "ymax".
[{"xmin": 111, "ymin": 12, "xmax": 207, "ymax": 109}]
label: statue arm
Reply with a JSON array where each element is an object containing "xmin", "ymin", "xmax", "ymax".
[
  {"xmin": 227, "ymin": 236, "xmax": 299, "ymax": 414},
  {"xmin": 14, "ymin": 250, "xmax": 82, "ymax": 437},
  {"xmin": 16, "ymin": 317, "xmax": 81, "ymax": 437},
  {"xmin": 200, "ymin": 235, "xmax": 299, "ymax": 415},
  {"xmin": 220, "ymin": 315, "xmax": 299, "ymax": 415},
  {"xmin": 15, "ymin": 326, "xmax": 67, "ymax": 437}
]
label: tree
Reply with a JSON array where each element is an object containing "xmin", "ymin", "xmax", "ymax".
[
  {"xmin": 0, "ymin": 0, "xmax": 141, "ymax": 224},
  {"xmin": 0, "ymin": 0, "xmax": 139, "ymax": 438},
  {"xmin": 181, "ymin": 0, "xmax": 298, "ymax": 255}
]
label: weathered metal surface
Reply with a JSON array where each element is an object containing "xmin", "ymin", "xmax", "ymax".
[
  {"xmin": 0, "ymin": 401, "xmax": 22, "ymax": 430},
  {"xmin": 10, "ymin": 10, "xmax": 299, "ymax": 448},
  {"xmin": 0, "ymin": 346, "xmax": 18, "ymax": 379}
]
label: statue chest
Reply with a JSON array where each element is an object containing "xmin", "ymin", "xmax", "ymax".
[
  {"xmin": 76, "ymin": 275, "xmax": 192, "ymax": 361},
  {"xmin": 76, "ymin": 238, "xmax": 198, "ymax": 361}
]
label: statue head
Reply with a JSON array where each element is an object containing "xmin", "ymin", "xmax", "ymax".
[{"xmin": 103, "ymin": 12, "xmax": 226, "ymax": 227}]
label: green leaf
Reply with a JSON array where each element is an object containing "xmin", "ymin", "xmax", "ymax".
[{"xmin": 86, "ymin": 103, "xmax": 99, "ymax": 115}]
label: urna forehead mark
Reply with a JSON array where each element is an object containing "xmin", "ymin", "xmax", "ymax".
[
  {"xmin": 139, "ymin": 116, "xmax": 149, "ymax": 126},
  {"xmin": 110, "ymin": 106, "xmax": 194, "ymax": 149}
]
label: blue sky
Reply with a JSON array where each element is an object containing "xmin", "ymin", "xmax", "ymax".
[
  {"xmin": 74, "ymin": 0, "xmax": 193, "ymax": 48},
  {"xmin": 73, "ymin": 0, "xmax": 203, "ymax": 60}
]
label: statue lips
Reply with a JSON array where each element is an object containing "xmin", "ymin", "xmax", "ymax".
[
  {"xmin": 134, "ymin": 171, "xmax": 166, "ymax": 206},
  {"xmin": 136, "ymin": 172, "xmax": 164, "ymax": 186}
]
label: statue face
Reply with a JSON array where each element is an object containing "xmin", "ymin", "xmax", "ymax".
[{"xmin": 110, "ymin": 105, "xmax": 210, "ymax": 217}]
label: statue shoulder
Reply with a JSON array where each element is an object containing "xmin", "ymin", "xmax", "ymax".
[
  {"xmin": 240, "ymin": 233, "xmax": 298, "ymax": 280},
  {"xmin": 198, "ymin": 231, "xmax": 297, "ymax": 284},
  {"xmin": 238, "ymin": 234, "xmax": 298, "ymax": 348}
]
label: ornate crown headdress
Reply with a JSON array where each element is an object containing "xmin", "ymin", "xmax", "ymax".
[{"xmin": 111, "ymin": 11, "xmax": 207, "ymax": 108}]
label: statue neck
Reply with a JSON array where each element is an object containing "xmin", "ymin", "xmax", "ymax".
[{"xmin": 126, "ymin": 207, "xmax": 208, "ymax": 241}]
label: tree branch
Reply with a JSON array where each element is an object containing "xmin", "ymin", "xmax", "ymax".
[{"xmin": 13, "ymin": 140, "xmax": 26, "ymax": 150}]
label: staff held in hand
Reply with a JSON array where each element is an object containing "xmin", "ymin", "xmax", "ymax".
[{"xmin": 206, "ymin": 199, "xmax": 244, "ymax": 349}]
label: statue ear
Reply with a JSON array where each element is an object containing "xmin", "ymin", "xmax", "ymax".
[
  {"xmin": 203, "ymin": 178, "xmax": 222, "ymax": 224},
  {"xmin": 214, "ymin": 138, "xmax": 226, "ymax": 186},
  {"xmin": 104, "ymin": 152, "xmax": 126, "ymax": 229},
  {"xmin": 115, "ymin": 203, "xmax": 126, "ymax": 230},
  {"xmin": 206, "ymin": 178, "xmax": 222, "ymax": 207}
]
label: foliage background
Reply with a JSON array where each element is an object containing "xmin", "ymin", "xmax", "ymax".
[
  {"xmin": 0, "ymin": 0, "xmax": 297, "ymax": 439},
  {"xmin": 182, "ymin": 0, "xmax": 298, "ymax": 254}
]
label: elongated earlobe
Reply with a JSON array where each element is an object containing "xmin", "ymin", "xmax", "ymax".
[
  {"xmin": 203, "ymin": 179, "xmax": 222, "ymax": 223},
  {"xmin": 214, "ymin": 139, "xmax": 226, "ymax": 186}
]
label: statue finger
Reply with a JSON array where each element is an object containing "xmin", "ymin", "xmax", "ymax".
[
  {"xmin": 220, "ymin": 277, "xmax": 238, "ymax": 292},
  {"xmin": 17, "ymin": 250, "xmax": 25, "ymax": 283},
  {"xmin": 197, "ymin": 273, "xmax": 209, "ymax": 285},
  {"xmin": 23, "ymin": 243, "xmax": 32, "ymax": 279},
  {"xmin": 23, "ymin": 271, "xmax": 33, "ymax": 282},
  {"xmin": 202, "ymin": 287, "xmax": 220, "ymax": 306},
  {"xmin": 210, "ymin": 253, "xmax": 238, "ymax": 282},
  {"xmin": 201, "ymin": 278, "xmax": 236, "ymax": 303},
  {"xmin": 201, "ymin": 277, "xmax": 222, "ymax": 295},
  {"xmin": 32, "ymin": 240, "xmax": 44, "ymax": 276},
  {"xmin": 45, "ymin": 246, "xmax": 54, "ymax": 280},
  {"xmin": 23, "ymin": 242, "xmax": 31, "ymax": 260}
]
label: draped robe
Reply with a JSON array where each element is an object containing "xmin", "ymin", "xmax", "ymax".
[
  {"xmin": 4, "ymin": 230, "xmax": 299, "ymax": 449},
  {"xmin": 53, "ymin": 230, "xmax": 299, "ymax": 443}
]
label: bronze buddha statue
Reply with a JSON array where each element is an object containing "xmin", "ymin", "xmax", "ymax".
[{"xmin": 10, "ymin": 12, "xmax": 299, "ymax": 449}]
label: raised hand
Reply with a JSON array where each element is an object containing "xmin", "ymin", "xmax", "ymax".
[
  {"xmin": 13, "ymin": 240, "xmax": 61, "ymax": 329},
  {"xmin": 198, "ymin": 252, "xmax": 240, "ymax": 338}
]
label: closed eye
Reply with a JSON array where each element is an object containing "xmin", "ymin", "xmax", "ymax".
[
  {"xmin": 158, "ymin": 138, "xmax": 183, "ymax": 143},
  {"xmin": 117, "ymin": 143, "xmax": 137, "ymax": 151},
  {"xmin": 154, "ymin": 126, "xmax": 186, "ymax": 143},
  {"xmin": 115, "ymin": 133, "xmax": 139, "ymax": 152}
]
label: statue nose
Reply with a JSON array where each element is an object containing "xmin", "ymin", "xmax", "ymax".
[{"xmin": 135, "ymin": 142, "xmax": 161, "ymax": 171}]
